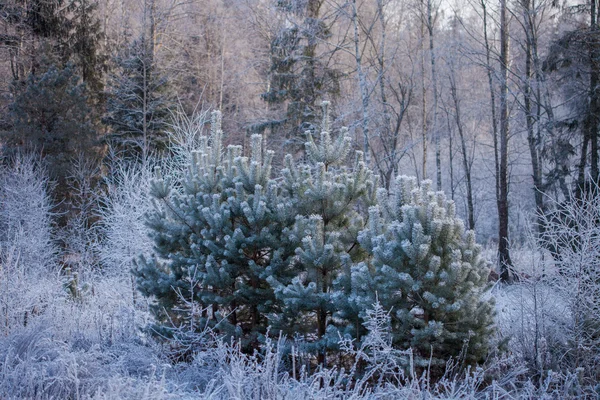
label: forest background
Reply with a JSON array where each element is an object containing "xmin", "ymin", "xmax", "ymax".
[
  {"xmin": 1, "ymin": 0, "xmax": 600, "ymax": 398},
  {"xmin": 3, "ymin": 0, "xmax": 599, "ymax": 261}
]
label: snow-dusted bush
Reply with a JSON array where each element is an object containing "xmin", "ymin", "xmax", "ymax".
[
  {"xmin": 536, "ymin": 186, "xmax": 600, "ymax": 382},
  {"xmin": 0, "ymin": 154, "xmax": 62, "ymax": 336},
  {"xmin": 0, "ymin": 153, "xmax": 165, "ymax": 397},
  {"xmin": 494, "ymin": 256, "xmax": 571, "ymax": 382},
  {"xmin": 61, "ymin": 155, "xmax": 102, "ymax": 267},
  {"xmin": 97, "ymin": 108, "xmax": 209, "ymax": 276},
  {"xmin": 348, "ymin": 177, "xmax": 494, "ymax": 370},
  {"xmin": 497, "ymin": 184, "xmax": 600, "ymax": 386},
  {"xmin": 166, "ymin": 105, "xmax": 210, "ymax": 174},
  {"xmin": 0, "ymin": 153, "xmax": 56, "ymax": 272},
  {"xmin": 96, "ymin": 161, "xmax": 155, "ymax": 276},
  {"xmin": 137, "ymin": 105, "xmax": 495, "ymax": 372}
]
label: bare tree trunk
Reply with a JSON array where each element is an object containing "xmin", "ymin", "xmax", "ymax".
[
  {"xmin": 522, "ymin": 0, "xmax": 545, "ymax": 235},
  {"xmin": 542, "ymin": 87, "xmax": 568, "ymax": 198},
  {"xmin": 445, "ymin": 105, "xmax": 456, "ymax": 200},
  {"xmin": 376, "ymin": 0, "xmax": 391, "ymax": 137},
  {"xmin": 351, "ymin": 0, "xmax": 370, "ymax": 162},
  {"xmin": 481, "ymin": 0, "xmax": 500, "ymax": 210},
  {"xmin": 376, "ymin": 0, "xmax": 394, "ymax": 184},
  {"xmin": 420, "ymin": 2, "xmax": 428, "ymax": 180},
  {"xmin": 578, "ymin": 135, "xmax": 590, "ymax": 198},
  {"xmin": 142, "ymin": 0, "xmax": 155, "ymax": 167},
  {"xmin": 499, "ymin": 0, "xmax": 513, "ymax": 281},
  {"xmin": 305, "ymin": 0, "xmax": 323, "ymax": 121},
  {"xmin": 407, "ymin": 113, "xmax": 422, "ymax": 180},
  {"xmin": 590, "ymin": 0, "xmax": 600, "ymax": 185},
  {"xmin": 427, "ymin": 0, "xmax": 442, "ymax": 190},
  {"xmin": 449, "ymin": 75, "xmax": 475, "ymax": 230}
]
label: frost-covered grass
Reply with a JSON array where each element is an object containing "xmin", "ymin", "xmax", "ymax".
[
  {"xmin": 1, "ymin": 305, "xmax": 595, "ymax": 399},
  {"xmin": 0, "ymin": 278, "xmax": 596, "ymax": 398},
  {"xmin": 1, "ymin": 154, "xmax": 600, "ymax": 399},
  {"xmin": 0, "ymin": 264, "xmax": 595, "ymax": 399}
]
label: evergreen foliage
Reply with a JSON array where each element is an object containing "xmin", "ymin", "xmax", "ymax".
[
  {"xmin": 104, "ymin": 37, "xmax": 171, "ymax": 161},
  {"xmin": 135, "ymin": 111, "xmax": 296, "ymax": 349},
  {"xmin": 136, "ymin": 104, "xmax": 493, "ymax": 367},
  {"xmin": 4, "ymin": 0, "xmax": 104, "ymax": 96},
  {"xmin": 7, "ymin": 62, "xmax": 96, "ymax": 192},
  {"xmin": 24, "ymin": 0, "xmax": 66, "ymax": 39},
  {"xmin": 350, "ymin": 176, "xmax": 495, "ymax": 369},
  {"xmin": 258, "ymin": 0, "xmax": 342, "ymax": 153},
  {"xmin": 62, "ymin": 0, "xmax": 105, "ymax": 98},
  {"xmin": 268, "ymin": 101, "xmax": 377, "ymax": 359}
]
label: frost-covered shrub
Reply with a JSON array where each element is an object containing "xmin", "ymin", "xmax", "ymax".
[
  {"xmin": 97, "ymin": 108, "xmax": 210, "ymax": 277},
  {"xmin": 166, "ymin": 106, "xmax": 210, "ymax": 176},
  {"xmin": 0, "ymin": 267, "xmax": 62, "ymax": 337},
  {"xmin": 97, "ymin": 161, "xmax": 155, "ymax": 276},
  {"xmin": 0, "ymin": 154, "xmax": 61, "ymax": 336},
  {"xmin": 494, "ymin": 258, "xmax": 571, "ymax": 382},
  {"xmin": 0, "ymin": 153, "xmax": 56, "ymax": 272},
  {"xmin": 136, "ymin": 105, "xmax": 494, "ymax": 370},
  {"xmin": 498, "ymin": 185, "xmax": 600, "ymax": 384},
  {"xmin": 59, "ymin": 154, "xmax": 103, "ymax": 273},
  {"xmin": 539, "ymin": 191, "xmax": 600, "ymax": 375},
  {"xmin": 136, "ymin": 104, "xmax": 377, "ymax": 355}
]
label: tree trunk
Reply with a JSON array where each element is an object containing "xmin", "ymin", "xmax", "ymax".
[
  {"xmin": 427, "ymin": 0, "xmax": 442, "ymax": 190},
  {"xmin": 589, "ymin": 0, "xmax": 600, "ymax": 185},
  {"xmin": 481, "ymin": 0, "xmax": 500, "ymax": 210},
  {"xmin": 522, "ymin": 0, "xmax": 545, "ymax": 234},
  {"xmin": 351, "ymin": 0, "xmax": 370, "ymax": 162},
  {"xmin": 449, "ymin": 75, "xmax": 475, "ymax": 230},
  {"xmin": 499, "ymin": 0, "xmax": 513, "ymax": 281},
  {"xmin": 420, "ymin": 2, "xmax": 428, "ymax": 180},
  {"xmin": 445, "ymin": 105, "xmax": 456, "ymax": 200},
  {"xmin": 304, "ymin": 0, "xmax": 323, "ymax": 123}
]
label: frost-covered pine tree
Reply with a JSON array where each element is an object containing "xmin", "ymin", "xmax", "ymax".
[
  {"xmin": 349, "ymin": 176, "xmax": 494, "ymax": 370},
  {"xmin": 268, "ymin": 101, "xmax": 377, "ymax": 362},
  {"xmin": 136, "ymin": 103, "xmax": 494, "ymax": 370},
  {"xmin": 135, "ymin": 111, "xmax": 296, "ymax": 349}
]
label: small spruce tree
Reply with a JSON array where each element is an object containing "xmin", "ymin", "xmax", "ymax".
[{"xmin": 349, "ymin": 176, "xmax": 494, "ymax": 370}]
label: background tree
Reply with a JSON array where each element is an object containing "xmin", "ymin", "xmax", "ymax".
[
  {"xmin": 498, "ymin": 0, "xmax": 513, "ymax": 281},
  {"xmin": 6, "ymin": 62, "xmax": 96, "ymax": 198},
  {"xmin": 257, "ymin": 0, "xmax": 343, "ymax": 155},
  {"xmin": 544, "ymin": 1, "xmax": 600, "ymax": 198},
  {"xmin": 0, "ymin": 0, "xmax": 103, "ymax": 212},
  {"xmin": 62, "ymin": 0, "xmax": 105, "ymax": 101},
  {"xmin": 103, "ymin": 36, "xmax": 171, "ymax": 162}
]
